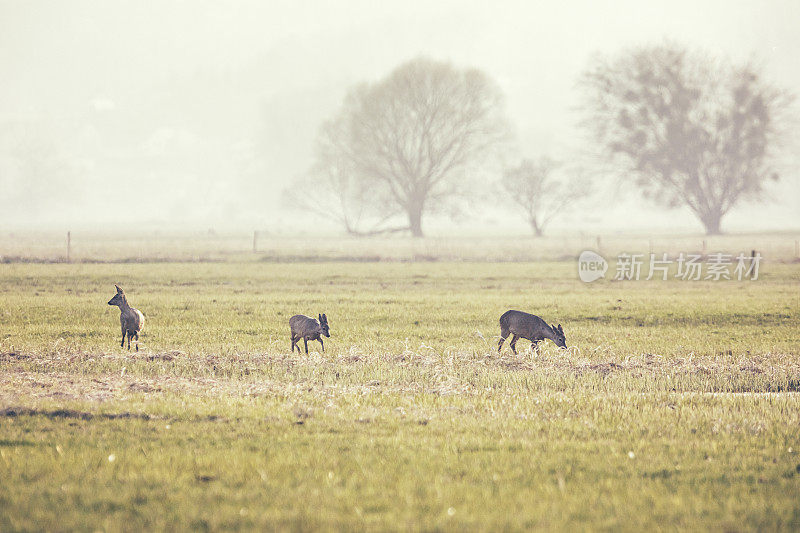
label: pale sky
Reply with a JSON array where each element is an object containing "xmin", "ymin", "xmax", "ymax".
[{"xmin": 1, "ymin": 0, "xmax": 798, "ymax": 233}]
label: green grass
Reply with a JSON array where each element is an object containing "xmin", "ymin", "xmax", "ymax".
[{"xmin": 1, "ymin": 262, "xmax": 799, "ymax": 531}]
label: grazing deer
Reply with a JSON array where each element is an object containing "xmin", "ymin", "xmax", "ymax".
[
  {"xmin": 498, "ymin": 310, "xmax": 566, "ymax": 354},
  {"xmin": 107, "ymin": 284, "xmax": 144, "ymax": 351},
  {"xmin": 289, "ymin": 313, "xmax": 330, "ymax": 354}
]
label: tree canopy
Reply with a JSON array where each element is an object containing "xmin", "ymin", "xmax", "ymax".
[
  {"xmin": 294, "ymin": 57, "xmax": 509, "ymax": 237},
  {"xmin": 580, "ymin": 44, "xmax": 791, "ymax": 234}
]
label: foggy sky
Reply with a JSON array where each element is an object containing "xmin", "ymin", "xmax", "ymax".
[{"xmin": 1, "ymin": 0, "xmax": 798, "ymax": 233}]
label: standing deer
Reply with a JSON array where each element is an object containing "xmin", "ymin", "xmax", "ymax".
[
  {"xmin": 289, "ymin": 313, "xmax": 330, "ymax": 354},
  {"xmin": 498, "ymin": 310, "xmax": 566, "ymax": 354},
  {"xmin": 107, "ymin": 284, "xmax": 144, "ymax": 351}
]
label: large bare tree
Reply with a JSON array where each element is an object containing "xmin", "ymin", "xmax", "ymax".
[
  {"xmin": 294, "ymin": 57, "xmax": 509, "ymax": 237},
  {"xmin": 579, "ymin": 44, "xmax": 792, "ymax": 234},
  {"xmin": 501, "ymin": 157, "xmax": 588, "ymax": 236}
]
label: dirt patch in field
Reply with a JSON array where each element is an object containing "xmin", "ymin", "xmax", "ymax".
[
  {"xmin": 522, "ymin": 352, "xmax": 800, "ymax": 391},
  {"xmin": 0, "ymin": 349, "xmax": 798, "ymax": 404},
  {"xmin": 485, "ymin": 349, "xmax": 800, "ymax": 390},
  {"xmin": 588, "ymin": 362, "xmax": 624, "ymax": 376},
  {"xmin": 128, "ymin": 382, "xmax": 162, "ymax": 393},
  {"xmin": 0, "ymin": 372, "xmax": 172, "ymax": 404}
]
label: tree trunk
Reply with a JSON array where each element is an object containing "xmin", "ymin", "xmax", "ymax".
[
  {"xmin": 700, "ymin": 211, "xmax": 723, "ymax": 235},
  {"xmin": 408, "ymin": 206, "xmax": 424, "ymax": 237},
  {"xmin": 530, "ymin": 218, "xmax": 543, "ymax": 237}
]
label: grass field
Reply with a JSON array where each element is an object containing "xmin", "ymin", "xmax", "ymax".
[
  {"xmin": 2, "ymin": 230, "xmax": 799, "ymax": 262},
  {"xmin": 1, "ymin": 260, "xmax": 799, "ymax": 530}
]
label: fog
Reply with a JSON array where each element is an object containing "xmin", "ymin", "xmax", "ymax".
[{"xmin": 1, "ymin": 0, "xmax": 798, "ymax": 234}]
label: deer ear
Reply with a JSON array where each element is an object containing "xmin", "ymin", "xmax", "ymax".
[
  {"xmin": 115, "ymin": 284, "xmax": 123, "ymax": 293},
  {"xmin": 318, "ymin": 314, "xmax": 323, "ymax": 322},
  {"xmin": 558, "ymin": 324, "xmax": 563, "ymax": 332},
  {"xmin": 322, "ymin": 313, "xmax": 327, "ymax": 322}
]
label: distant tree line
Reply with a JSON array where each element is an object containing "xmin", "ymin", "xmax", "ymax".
[{"xmin": 286, "ymin": 45, "xmax": 793, "ymax": 237}]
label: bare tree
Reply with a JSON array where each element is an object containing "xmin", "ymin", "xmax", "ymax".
[
  {"xmin": 579, "ymin": 44, "xmax": 793, "ymax": 234},
  {"xmin": 283, "ymin": 120, "xmax": 365, "ymax": 234},
  {"xmin": 298, "ymin": 57, "xmax": 509, "ymax": 237},
  {"xmin": 501, "ymin": 157, "xmax": 588, "ymax": 236},
  {"xmin": 283, "ymin": 118, "xmax": 406, "ymax": 236}
]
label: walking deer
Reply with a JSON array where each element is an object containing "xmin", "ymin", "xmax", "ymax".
[
  {"xmin": 107, "ymin": 285, "xmax": 144, "ymax": 351},
  {"xmin": 498, "ymin": 310, "xmax": 566, "ymax": 354},
  {"xmin": 289, "ymin": 313, "xmax": 330, "ymax": 354}
]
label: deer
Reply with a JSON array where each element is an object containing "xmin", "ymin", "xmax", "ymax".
[
  {"xmin": 498, "ymin": 309, "xmax": 566, "ymax": 354},
  {"xmin": 289, "ymin": 313, "xmax": 330, "ymax": 354},
  {"xmin": 107, "ymin": 284, "xmax": 145, "ymax": 351}
]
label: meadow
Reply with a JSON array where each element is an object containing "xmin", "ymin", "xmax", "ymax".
[{"xmin": 1, "ymin": 254, "xmax": 799, "ymax": 530}]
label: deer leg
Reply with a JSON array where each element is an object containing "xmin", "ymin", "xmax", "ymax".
[
  {"xmin": 509, "ymin": 334, "xmax": 519, "ymax": 355},
  {"xmin": 319, "ymin": 338, "xmax": 324, "ymax": 352},
  {"xmin": 127, "ymin": 331, "xmax": 131, "ymax": 350},
  {"xmin": 290, "ymin": 334, "xmax": 296, "ymax": 353},
  {"xmin": 135, "ymin": 332, "xmax": 139, "ymax": 352},
  {"xmin": 498, "ymin": 327, "xmax": 509, "ymax": 352},
  {"xmin": 303, "ymin": 338, "xmax": 308, "ymax": 354},
  {"xmin": 531, "ymin": 340, "xmax": 540, "ymax": 354},
  {"xmin": 120, "ymin": 329, "xmax": 125, "ymax": 348}
]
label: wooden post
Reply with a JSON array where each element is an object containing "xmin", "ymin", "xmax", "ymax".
[
  {"xmin": 66, "ymin": 231, "xmax": 71, "ymax": 263},
  {"xmin": 253, "ymin": 230, "xmax": 257, "ymax": 253},
  {"xmin": 701, "ymin": 240, "xmax": 707, "ymax": 255}
]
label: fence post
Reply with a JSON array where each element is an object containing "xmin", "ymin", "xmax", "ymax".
[
  {"xmin": 701, "ymin": 240, "xmax": 707, "ymax": 255},
  {"xmin": 66, "ymin": 231, "xmax": 71, "ymax": 263}
]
